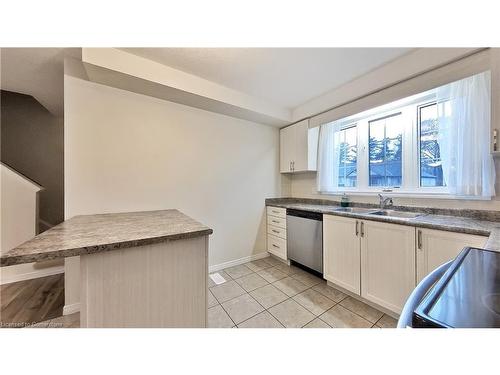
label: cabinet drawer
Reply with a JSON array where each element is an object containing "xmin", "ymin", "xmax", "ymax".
[
  {"xmin": 267, "ymin": 215, "xmax": 286, "ymax": 229},
  {"xmin": 267, "ymin": 234, "xmax": 287, "ymax": 260},
  {"xmin": 267, "ymin": 206, "xmax": 286, "ymax": 218},
  {"xmin": 267, "ymin": 224, "xmax": 286, "ymax": 239}
]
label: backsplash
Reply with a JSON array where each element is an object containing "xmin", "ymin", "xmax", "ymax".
[
  {"xmin": 266, "ymin": 196, "xmax": 500, "ymax": 222},
  {"xmin": 281, "ymin": 170, "xmax": 500, "ymax": 214}
]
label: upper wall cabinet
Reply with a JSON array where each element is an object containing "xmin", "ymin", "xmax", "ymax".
[{"xmin": 280, "ymin": 119, "xmax": 319, "ymax": 173}]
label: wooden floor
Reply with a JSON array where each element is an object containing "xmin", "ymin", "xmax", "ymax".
[{"xmin": 0, "ymin": 274, "xmax": 65, "ymax": 328}]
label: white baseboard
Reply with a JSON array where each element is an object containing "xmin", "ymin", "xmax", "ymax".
[
  {"xmin": 209, "ymin": 252, "xmax": 269, "ymax": 273},
  {"xmin": 0, "ymin": 265, "xmax": 64, "ymax": 285},
  {"xmin": 63, "ymin": 302, "xmax": 81, "ymax": 316}
]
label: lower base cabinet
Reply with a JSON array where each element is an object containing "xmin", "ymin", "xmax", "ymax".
[
  {"xmin": 416, "ymin": 228, "xmax": 487, "ymax": 282},
  {"xmin": 360, "ymin": 220, "xmax": 416, "ymax": 314},
  {"xmin": 267, "ymin": 233, "xmax": 287, "ymax": 260},
  {"xmin": 267, "ymin": 206, "xmax": 287, "ymax": 261},
  {"xmin": 323, "ymin": 215, "xmax": 361, "ymax": 294},
  {"xmin": 323, "ymin": 215, "xmax": 485, "ymax": 315}
]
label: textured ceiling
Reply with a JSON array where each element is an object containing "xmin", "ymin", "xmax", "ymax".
[{"xmin": 122, "ymin": 48, "xmax": 413, "ymax": 109}]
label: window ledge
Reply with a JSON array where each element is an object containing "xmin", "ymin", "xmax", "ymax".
[{"xmin": 318, "ymin": 190, "xmax": 492, "ymax": 201}]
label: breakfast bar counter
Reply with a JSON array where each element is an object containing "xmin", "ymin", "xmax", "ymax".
[{"xmin": 1, "ymin": 210, "xmax": 213, "ymax": 328}]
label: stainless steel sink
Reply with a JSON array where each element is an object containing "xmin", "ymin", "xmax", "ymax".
[
  {"xmin": 369, "ymin": 210, "xmax": 423, "ymax": 219},
  {"xmin": 333, "ymin": 207, "xmax": 379, "ymax": 214}
]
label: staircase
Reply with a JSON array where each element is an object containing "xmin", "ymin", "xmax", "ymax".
[{"xmin": 0, "ymin": 163, "xmax": 64, "ymax": 284}]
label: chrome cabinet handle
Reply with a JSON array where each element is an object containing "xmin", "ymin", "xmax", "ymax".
[
  {"xmin": 289, "ymin": 161, "xmax": 292, "ymax": 171},
  {"xmin": 355, "ymin": 221, "xmax": 359, "ymax": 236},
  {"xmin": 272, "ymin": 220, "xmax": 279, "ymax": 223},
  {"xmin": 272, "ymin": 229, "xmax": 279, "ymax": 233},
  {"xmin": 417, "ymin": 230, "xmax": 422, "ymax": 250},
  {"xmin": 272, "ymin": 244, "xmax": 280, "ymax": 248},
  {"xmin": 360, "ymin": 222, "xmax": 365, "ymax": 237}
]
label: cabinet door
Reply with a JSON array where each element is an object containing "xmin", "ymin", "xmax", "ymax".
[
  {"xmin": 323, "ymin": 215, "xmax": 361, "ymax": 294},
  {"xmin": 280, "ymin": 125, "xmax": 294, "ymax": 173},
  {"xmin": 416, "ymin": 228, "xmax": 487, "ymax": 282},
  {"xmin": 293, "ymin": 119, "xmax": 309, "ymax": 172},
  {"xmin": 361, "ymin": 220, "xmax": 416, "ymax": 314}
]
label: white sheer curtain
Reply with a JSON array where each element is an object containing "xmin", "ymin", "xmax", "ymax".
[
  {"xmin": 316, "ymin": 120, "xmax": 342, "ymax": 192},
  {"xmin": 437, "ymin": 71, "xmax": 495, "ymax": 198}
]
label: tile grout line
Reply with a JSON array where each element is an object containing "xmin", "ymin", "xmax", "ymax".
[
  {"xmin": 213, "ymin": 263, "xmax": 281, "ymax": 327},
  {"xmin": 211, "ymin": 260, "xmax": 389, "ymax": 329},
  {"xmin": 371, "ymin": 314, "xmax": 386, "ymax": 328},
  {"xmin": 267, "ymin": 281, "xmax": 324, "ymax": 328},
  {"xmin": 291, "ymin": 283, "xmax": 340, "ymax": 319},
  {"xmin": 265, "ymin": 297, "xmax": 293, "ymax": 328},
  {"xmin": 336, "ymin": 297, "xmax": 385, "ymax": 326},
  {"xmin": 235, "ymin": 293, "xmax": 285, "ymax": 328},
  {"xmin": 217, "ymin": 299, "xmax": 238, "ymax": 328}
]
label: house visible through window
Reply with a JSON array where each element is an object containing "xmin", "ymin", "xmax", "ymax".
[{"xmin": 369, "ymin": 113, "xmax": 403, "ymax": 187}]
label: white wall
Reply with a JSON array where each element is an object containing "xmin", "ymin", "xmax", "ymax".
[{"xmin": 63, "ymin": 75, "xmax": 281, "ymax": 310}]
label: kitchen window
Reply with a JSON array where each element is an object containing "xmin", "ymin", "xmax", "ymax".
[
  {"xmin": 419, "ymin": 102, "xmax": 444, "ymax": 187},
  {"xmin": 316, "ymin": 71, "xmax": 495, "ymax": 199},
  {"xmin": 368, "ymin": 113, "xmax": 403, "ymax": 188},
  {"xmin": 337, "ymin": 125, "xmax": 357, "ymax": 187}
]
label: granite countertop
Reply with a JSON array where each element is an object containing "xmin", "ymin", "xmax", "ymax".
[
  {"xmin": 1, "ymin": 210, "xmax": 213, "ymax": 267},
  {"xmin": 265, "ymin": 198, "xmax": 500, "ymax": 252}
]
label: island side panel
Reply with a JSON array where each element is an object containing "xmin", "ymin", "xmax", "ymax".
[{"xmin": 80, "ymin": 236, "xmax": 208, "ymax": 328}]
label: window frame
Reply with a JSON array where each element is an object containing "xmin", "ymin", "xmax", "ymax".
[
  {"xmin": 367, "ymin": 111, "xmax": 404, "ymax": 189},
  {"xmin": 416, "ymin": 101, "xmax": 449, "ymax": 194},
  {"xmin": 327, "ymin": 95, "xmax": 454, "ymax": 197},
  {"xmin": 336, "ymin": 123, "xmax": 358, "ymax": 189}
]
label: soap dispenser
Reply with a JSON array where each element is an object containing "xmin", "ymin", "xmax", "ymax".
[{"xmin": 340, "ymin": 193, "xmax": 350, "ymax": 207}]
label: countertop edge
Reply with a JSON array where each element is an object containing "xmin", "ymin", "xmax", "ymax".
[{"xmin": 0, "ymin": 228, "xmax": 213, "ymax": 267}]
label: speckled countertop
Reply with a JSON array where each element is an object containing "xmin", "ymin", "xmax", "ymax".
[
  {"xmin": 0, "ymin": 210, "xmax": 213, "ymax": 267},
  {"xmin": 266, "ymin": 198, "xmax": 500, "ymax": 252}
]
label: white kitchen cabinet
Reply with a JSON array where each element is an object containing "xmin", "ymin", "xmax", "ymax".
[
  {"xmin": 416, "ymin": 228, "xmax": 487, "ymax": 282},
  {"xmin": 267, "ymin": 234, "xmax": 287, "ymax": 259},
  {"xmin": 280, "ymin": 125, "xmax": 295, "ymax": 173},
  {"xmin": 267, "ymin": 206, "xmax": 287, "ymax": 260},
  {"xmin": 323, "ymin": 215, "xmax": 361, "ymax": 294},
  {"xmin": 279, "ymin": 119, "xmax": 318, "ymax": 173},
  {"xmin": 360, "ymin": 220, "xmax": 416, "ymax": 314},
  {"xmin": 322, "ymin": 212, "xmax": 490, "ymax": 315}
]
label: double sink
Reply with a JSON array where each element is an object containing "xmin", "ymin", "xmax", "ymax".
[{"xmin": 333, "ymin": 207, "xmax": 423, "ymax": 219}]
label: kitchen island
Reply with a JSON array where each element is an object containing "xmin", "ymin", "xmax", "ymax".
[{"xmin": 1, "ymin": 210, "xmax": 213, "ymax": 328}]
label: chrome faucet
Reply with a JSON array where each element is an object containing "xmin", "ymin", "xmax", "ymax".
[{"xmin": 378, "ymin": 194, "xmax": 393, "ymax": 210}]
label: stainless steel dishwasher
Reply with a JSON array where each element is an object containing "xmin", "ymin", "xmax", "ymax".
[{"xmin": 286, "ymin": 209, "xmax": 323, "ymax": 274}]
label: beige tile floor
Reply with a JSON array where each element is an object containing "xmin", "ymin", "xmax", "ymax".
[{"xmin": 208, "ymin": 257, "xmax": 398, "ymax": 328}]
